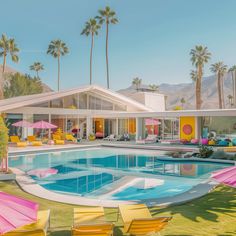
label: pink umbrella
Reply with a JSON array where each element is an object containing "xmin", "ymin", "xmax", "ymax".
[
  {"xmin": 145, "ymin": 118, "xmax": 161, "ymax": 126},
  {"xmin": 0, "ymin": 192, "xmax": 38, "ymax": 234},
  {"xmin": 211, "ymin": 166, "xmax": 236, "ymax": 188},
  {"xmin": 27, "ymin": 168, "xmax": 58, "ymax": 178},
  {"xmin": 12, "ymin": 120, "xmax": 32, "ymax": 127},
  {"xmin": 30, "ymin": 120, "xmax": 57, "ymax": 129}
]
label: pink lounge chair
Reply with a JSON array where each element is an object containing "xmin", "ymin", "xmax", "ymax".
[{"xmin": 201, "ymin": 138, "xmax": 208, "ymax": 145}]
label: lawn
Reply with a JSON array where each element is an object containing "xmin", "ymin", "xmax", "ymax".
[{"xmin": 0, "ymin": 181, "xmax": 236, "ymax": 236}]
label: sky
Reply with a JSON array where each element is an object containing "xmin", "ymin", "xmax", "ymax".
[{"xmin": 1, "ymin": 0, "xmax": 236, "ymax": 91}]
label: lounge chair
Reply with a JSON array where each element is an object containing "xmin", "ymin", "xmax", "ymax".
[
  {"xmin": 136, "ymin": 135, "xmax": 157, "ymax": 144},
  {"xmin": 32, "ymin": 141, "xmax": 43, "ymax": 146},
  {"xmin": 53, "ymin": 134, "xmax": 65, "ymax": 145},
  {"xmin": 65, "ymin": 134, "xmax": 77, "ymax": 142},
  {"xmin": 10, "ymin": 136, "xmax": 28, "ymax": 147},
  {"xmin": 27, "ymin": 136, "xmax": 36, "ymax": 142},
  {"xmin": 103, "ymin": 134, "xmax": 116, "ymax": 141},
  {"xmin": 118, "ymin": 204, "xmax": 172, "ymax": 235},
  {"xmin": 72, "ymin": 207, "xmax": 114, "ymax": 236},
  {"xmin": 4, "ymin": 209, "xmax": 50, "ymax": 236}
]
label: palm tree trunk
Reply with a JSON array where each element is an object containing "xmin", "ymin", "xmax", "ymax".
[
  {"xmin": 36, "ymin": 71, "xmax": 39, "ymax": 78},
  {"xmin": 90, "ymin": 33, "xmax": 94, "ymax": 85},
  {"xmin": 2, "ymin": 53, "xmax": 6, "ymax": 73},
  {"xmin": 221, "ymin": 76, "xmax": 225, "ymax": 108},
  {"xmin": 106, "ymin": 22, "xmax": 110, "ymax": 89},
  {"xmin": 0, "ymin": 71, "xmax": 4, "ymax": 100},
  {"xmin": 231, "ymin": 72, "xmax": 234, "ymax": 106},
  {"xmin": 217, "ymin": 74, "xmax": 222, "ymax": 109},
  {"xmin": 57, "ymin": 56, "xmax": 60, "ymax": 91},
  {"xmin": 233, "ymin": 71, "xmax": 236, "ymax": 108},
  {"xmin": 0, "ymin": 53, "xmax": 7, "ymax": 99},
  {"xmin": 196, "ymin": 65, "xmax": 202, "ymax": 109}
]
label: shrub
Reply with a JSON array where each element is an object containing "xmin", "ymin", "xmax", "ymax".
[{"xmin": 198, "ymin": 145, "xmax": 214, "ymax": 158}]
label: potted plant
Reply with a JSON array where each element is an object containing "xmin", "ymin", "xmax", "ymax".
[{"xmin": 0, "ymin": 116, "xmax": 15, "ymax": 180}]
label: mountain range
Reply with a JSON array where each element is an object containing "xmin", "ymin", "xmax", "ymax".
[{"xmin": 119, "ymin": 74, "xmax": 234, "ymax": 110}]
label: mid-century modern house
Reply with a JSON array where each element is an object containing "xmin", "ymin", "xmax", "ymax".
[{"xmin": 0, "ymin": 84, "xmax": 236, "ymax": 141}]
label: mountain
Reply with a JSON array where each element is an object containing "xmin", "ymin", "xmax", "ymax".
[
  {"xmin": 0, "ymin": 65, "xmax": 52, "ymax": 93},
  {"xmin": 119, "ymin": 74, "xmax": 234, "ymax": 110}
]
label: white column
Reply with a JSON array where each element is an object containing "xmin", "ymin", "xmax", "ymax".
[
  {"xmin": 48, "ymin": 114, "xmax": 51, "ymax": 139},
  {"xmin": 136, "ymin": 118, "xmax": 143, "ymax": 140},
  {"xmin": 23, "ymin": 114, "xmax": 33, "ymax": 139},
  {"xmin": 116, "ymin": 118, "xmax": 119, "ymax": 135},
  {"xmin": 86, "ymin": 116, "xmax": 92, "ymax": 139}
]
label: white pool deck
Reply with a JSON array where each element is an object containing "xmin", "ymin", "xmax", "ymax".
[{"xmin": 8, "ymin": 142, "xmax": 235, "ymax": 208}]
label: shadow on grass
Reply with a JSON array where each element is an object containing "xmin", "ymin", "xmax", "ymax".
[{"xmin": 150, "ymin": 185, "xmax": 236, "ymax": 223}]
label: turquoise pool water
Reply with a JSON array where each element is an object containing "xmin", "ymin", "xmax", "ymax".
[{"xmin": 9, "ymin": 148, "xmax": 232, "ymax": 201}]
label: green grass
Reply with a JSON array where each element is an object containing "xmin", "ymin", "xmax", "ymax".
[{"xmin": 0, "ymin": 181, "xmax": 236, "ymax": 236}]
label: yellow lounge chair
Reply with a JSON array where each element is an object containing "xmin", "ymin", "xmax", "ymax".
[
  {"xmin": 10, "ymin": 136, "xmax": 21, "ymax": 143},
  {"xmin": 27, "ymin": 136, "xmax": 36, "ymax": 142},
  {"xmin": 72, "ymin": 207, "xmax": 114, "ymax": 236},
  {"xmin": 223, "ymin": 146, "xmax": 236, "ymax": 152},
  {"xmin": 10, "ymin": 136, "xmax": 28, "ymax": 147},
  {"xmin": 32, "ymin": 141, "xmax": 43, "ymax": 146},
  {"xmin": 3, "ymin": 209, "xmax": 50, "ymax": 236},
  {"xmin": 16, "ymin": 142, "xmax": 28, "ymax": 147},
  {"xmin": 52, "ymin": 134, "xmax": 65, "ymax": 145},
  {"xmin": 54, "ymin": 139, "xmax": 65, "ymax": 145},
  {"xmin": 118, "ymin": 204, "xmax": 172, "ymax": 235},
  {"xmin": 65, "ymin": 134, "xmax": 77, "ymax": 142}
]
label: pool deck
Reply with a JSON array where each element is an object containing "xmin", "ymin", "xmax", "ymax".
[{"xmin": 9, "ymin": 140, "xmax": 200, "ymax": 155}]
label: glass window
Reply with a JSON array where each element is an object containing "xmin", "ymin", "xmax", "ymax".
[
  {"xmin": 118, "ymin": 119, "xmax": 128, "ymax": 134},
  {"xmin": 79, "ymin": 93, "xmax": 87, "ymax": 109}
]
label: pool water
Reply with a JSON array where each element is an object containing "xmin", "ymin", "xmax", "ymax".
[{"xmin": 9, "ymin": 148, "xmax": 232, "ymax": 201}]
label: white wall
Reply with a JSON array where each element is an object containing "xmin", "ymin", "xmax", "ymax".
[{"xmin": 127, "ymin": 92, "xmax": 166, "ymax": 112}]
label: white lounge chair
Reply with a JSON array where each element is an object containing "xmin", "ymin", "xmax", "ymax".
[
  {"xmin": 103, "ymin": 134, "xmax": 116, "ymax": 141},
  {"xmin": 136, "ymin": 134, "xmax": 157, "ymax": 144}
]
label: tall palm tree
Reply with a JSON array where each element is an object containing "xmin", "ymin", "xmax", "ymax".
[
  {"xmin": 47, "ymin": 40, "xmax": 69, "ymax": 91},
  {"xmin": 96, "ymin": 6, "xmax": 118, "ymax": 89},
  {"xmin": 30, "ymin": 62, "xmax": 44, "ymax": 78},
  {"xmin": 0, "ymin": 34, "xmax": 19, "ymax": 99},
  {"xmin": 81, "ymin": 18, "xmax": 101, "ymax": 85},
  {"xmin": 132, "ymin": 77, "xmax": 142, "ymax": 91},
  {"xmin": 149, "ymin": 84, "xmax": 159, "ymax": 92},
  {"xmin": 210, "ymin": 62, "xmax": 227, "ymax": 109},
  {"xmin": 228, "ymin": 65, "xmax": 236, "ymax": 107},
  {"xmin": 190, "ymin": 45, "xmax": 211, "ymax": 109}
]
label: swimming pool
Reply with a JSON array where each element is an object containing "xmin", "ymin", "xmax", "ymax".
[{"xmin": 9, "ymin": 148, "xmax": 232, "ymax": 201}]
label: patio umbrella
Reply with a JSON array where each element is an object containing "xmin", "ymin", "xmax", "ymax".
[
  {"xmin": 30, "ymin": 120, "xmax": 57, "ymax": 129},
  {"xmin": 0, "ymin": 192, "xmax": 39, "ymax": 234},
  {"xmin": 12, "ymin": 120, "xmax": 32, "ymax": 127},
  {"xmin": 30, "ymin": 120, "xmax": 57, "ymax": 139},
  {"xmin": 211, "ymin": 166, "xmax": 236, "ymax": 188},
  {"xmin": 27, "ymin": 168, "xmax": 58, "ymax": 178},
  {"xmin": 12, "ymin": 120, "xmax": 32, "ymax": 138}
]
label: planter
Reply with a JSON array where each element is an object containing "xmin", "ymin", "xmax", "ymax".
[{"xmin": 0, "ymin": 173, "xmax": 16, "ymax": 181}]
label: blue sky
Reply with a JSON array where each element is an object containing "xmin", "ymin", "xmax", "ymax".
[{"xmin": 1, "ymin": 0, "xmax": 236, "ymax": 91}]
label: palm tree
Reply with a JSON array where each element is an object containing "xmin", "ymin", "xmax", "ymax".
[
  {"xmin": 81, "ymin": 18, "xmax": 101, "ymax": 85},
  {"xmin": 227, "ymin": 94, "xmax": 233, "ymax": 107},
  {"xmin": 30, "ymin": 62, "xmax": 44, "ymax": 78},
  {"xmin": 180, "ymin": 97, "xmax": 186, "ymax": 109},
  {"xmin": 96, "ymin": 6, "xmax": 118, "ymax": 89},
  {"xmin": 210, "ymin": 62, "xmax": 227, "ymax": 109},
  {"xmin": 0, "ymin": 34, "xmax": 19, "ymax": 99},
  {"xmin": 149, "ymin": 84, "xmax": 159, "ymax": 92},
  {"xmin": 228, "ymin": 65, "xmax": 236, "ymax": 107},
  {"xmin": 47, "ymin": 40, "xmax": 69, "ymax": 91},
  {"xmin": 132, "ymin": 77, "xmax": 142, "ymax": 91},
  {"xmin": 190, "ymin": 45, "xmax": 211, "ymax": 109}
]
